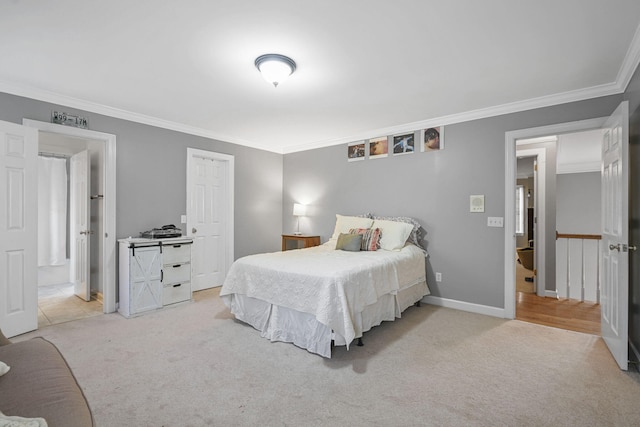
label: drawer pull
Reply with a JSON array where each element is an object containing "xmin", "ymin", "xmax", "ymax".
[
  {"xmin": 173, "ymin": 283, "xmax": 181, "ymax": 288},
  {"xmin": 173, "ymin": 264, "xmax": 181, "ymax": 268},
  {"xmin": 173, "ymin": 245, "xmax": 181, "ymax": 248}
]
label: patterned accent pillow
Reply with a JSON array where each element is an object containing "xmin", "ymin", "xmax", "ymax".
[
  {"xmin": 349, "ymin": 228, "xmax": 381, "ymax": 251},
  {"xmin": 371, "ymin": 215, "xmax": 426, "ymax": 251}
]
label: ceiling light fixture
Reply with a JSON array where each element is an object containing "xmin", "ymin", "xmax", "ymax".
[{"xmin": 255, "ymin": 53, "xmax": 296, "ymax": 87}]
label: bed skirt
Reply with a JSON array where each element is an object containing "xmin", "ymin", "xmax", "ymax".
[{"xmin": 222, "ymin": 280, "xmax": 429, "ymax": 358}]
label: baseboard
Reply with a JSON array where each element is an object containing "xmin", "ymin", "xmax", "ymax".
[
  {"xmin": 545, "ymin": 290, "xmax": 558, "ymax": 298},
  {"xmin": 422, "ymin": 295, "xmax": 505, "ymax": 318}
]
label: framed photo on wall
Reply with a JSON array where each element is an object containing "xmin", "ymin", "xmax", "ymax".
[
  {"xmin": 347, "ymin": 141, "xmax": 365, "ymax": 162},
  {"xmin": 420, "ymin": 126, "xmax": 444, "ymax": 152},
  {"xmin": 392, "ymin": 132, "xmax": 415, "ymax": 155},
  {"xmin": 369, "ymin": 136, "xmax": 388, "ymax": 159}
]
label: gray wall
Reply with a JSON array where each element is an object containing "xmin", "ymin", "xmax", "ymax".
[
  {"xmin": 624, "ymin": 62, "xmax": 640, "ymax": 362},
  {"xmin": 0, "ymin": 92, "xmax": 283, "ymax": 260},
  {"xmin": 283, "ymin": 95, "xmax": 622, "ymax": 309},
  {"xmin": 556, "ymin": 172, "xmax": 601, "ymax": 234}
]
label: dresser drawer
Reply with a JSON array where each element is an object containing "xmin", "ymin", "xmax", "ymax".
[
  {"xmin": 162, "ymin": 263, "xmax": 190, "ymax": 284},
  {"xmin": 162, "ymin": 243, "xmax": 191, "ymax": 264},
  {"xmin": 163, "ymin": 282, "xmax": 191, "ymax": 305}
]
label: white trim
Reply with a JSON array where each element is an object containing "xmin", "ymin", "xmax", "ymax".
[
  {"xmin": 516, "ymin": 135, "xmax": 558, "ymax": 146},
  {"xmin": 618, "ymin": 21, "xmax": 640, "ymax": 92},
  {"xmin": 0, "ymin": 69, "xmax": 628, "ymax": 156},
  {"xmin": 504, "ymin": 117, "xmax": 607, "ymax": 319},
  {"xmin": 0, "ymin": 80, "xmax": 274, "ymax": 154},
  {"xmin": 186, "ymin": 148, "xmax": 235, "ymax": 288},
  {"xmin": 22, "ymin": 119, "xmax": 117, "ymax": 313},
  {"xmin": 556, "ymin": 161, "xmax": 600, "ymax": 174},
  {"xmin": 422, "ymin": 296, "xmax": 505, "ymax": 318},
  {"xmin": 282, "ymin": 83, "xmax": 622, "ymax": 154},
  {"xmin": 545, "ymin": 290, "xmax": 559, "ymax": 299}
]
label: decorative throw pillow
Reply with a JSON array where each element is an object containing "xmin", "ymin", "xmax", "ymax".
[
  {"xmin": 330, "ymin": 214, "xmax": 374, "ymax": 241},
  {"xmin": 349, "ymin": 228, "xmax": 381, "ymax": 251},
  {"xmin": 0, "ymin": 361, "xmax": 9, "ymax": 377},
  {"xmin": 371, "ymin": 219, "xmax": 414, "ymax": 251},
  {"xmin": 335, "ymin": 233, "xmax": 363, "ymax": 252}
]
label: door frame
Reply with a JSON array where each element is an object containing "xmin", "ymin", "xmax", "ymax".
[
  {"xmin": 23, "ymin": 119, "xmax": 117, "ymax": 313},
  {"xmin": 504, "ymin": 117, "xmax": 606, "ymax": 318},
  {"xmin": 186, "ymin": 148, "xmax": 234, "ymax": 288},
  {"xmin": 515, "ymin": 147, "xmax": 546, "ymax": 297}
]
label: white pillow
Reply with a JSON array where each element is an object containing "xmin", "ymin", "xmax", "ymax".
[
  {"xmin": 372, "ymin": 219, "xmax": 414, "ymax": 251},
  {"xmin": 330, "ymin": 215, "xmax": 374, "ymax": 240},
  {"xmin": 0, "ymin": 361, "xmax": 9, "ymax": 377}
]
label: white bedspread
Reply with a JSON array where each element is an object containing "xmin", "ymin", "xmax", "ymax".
[{"xmin": 220, "ymin": 242, "xmax": 426, "ymax": 347}]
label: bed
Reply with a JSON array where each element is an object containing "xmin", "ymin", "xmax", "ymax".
[{"xmin": 220, "ymin": 214, "xmax": 430, "ymax": 357}]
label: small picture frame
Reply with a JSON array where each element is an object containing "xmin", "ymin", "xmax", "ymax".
[
  {"xmin": 347, "ymin": 141, "xmax": 365, "ymax": 162},
  {"xmin": 420, "ymin": 126, "xmax": 444, "ymax": 152},
  {"xmin": 368, "ymin": 136, "xmax": 388, "ymax": 159},
  {"xmin": 392, "ymin": 132, "xmax": 415, "ymax": 155}
]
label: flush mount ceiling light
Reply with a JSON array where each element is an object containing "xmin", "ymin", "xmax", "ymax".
[{"xmin": 255, "ymin": 53, "xmax": 296, "ymax": 87}]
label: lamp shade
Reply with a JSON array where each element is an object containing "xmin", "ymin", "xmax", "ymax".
[
  {"xmin": 293, "ymin": 203, "xmax": 306, "ymax": 216},
  {"xmin": 255, "ymin": 54, "xmax": 296, "ymax": 87}
]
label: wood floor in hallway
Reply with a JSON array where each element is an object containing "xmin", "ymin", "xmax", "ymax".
[{"xmin": 516, "ymin": 291, "xmax": 601, "ymax": 335}]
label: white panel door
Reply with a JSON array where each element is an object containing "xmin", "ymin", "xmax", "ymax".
[
  {"xmin": 70, "ymin": 150, "xmax": 91, "ymax": 301},
  {"xmin": 601, "ymin": 101, "xmax": 629, "ymax": 370},
  {"xmin": 187, "ymin": 152, "xmax": 229, "ymax": 290},
  {"xmin": 0, "ymin": 120, "xmax": 38, "ymax": 337}
]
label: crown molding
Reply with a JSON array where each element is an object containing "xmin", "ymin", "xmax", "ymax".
[
  {"xmin": 617, "ymin": 21, "xmax": 640, "ymax": 92},
  {"xmin": 0, "ymin": 80, "xmax": 283, "ymax": 154},
  {"xmin": 282, "ymin": 81, "xmax": 621, "ymax": 153},
  {"xmin": 557, "ymin": 161, "xmax": 601, "ymax": 175}
]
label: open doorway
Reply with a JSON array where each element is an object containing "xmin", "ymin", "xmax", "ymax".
[
  {"xmin": 504, "ymin": 118, "xmax": 607, "ymax": 334},
  {"xmin": 22, "ymin": 118, "xmax": 118, "ymax": 333},
  {"xmin": 36, "ymin": 131, "xmax": 104, "ymax": 327},
  {"xmin": 515, "ymin": 154, "xmax": 537, "ymax": 295},
  {"xmin": 508, "ymin": 128, "xmax": 602, "ymax": 335}
]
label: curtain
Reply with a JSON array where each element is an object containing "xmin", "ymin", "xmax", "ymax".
[{"xmin": 38, "ymin": 156, "xmax": 68, "ymax": 266}]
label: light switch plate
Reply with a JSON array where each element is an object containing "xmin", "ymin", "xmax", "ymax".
[
  {"xmin": 488, "ymin": 217, "xmax": 504, "ymax": 227},
  {"xmin": 470, "ymin": 195, "xmax": 485, "ymax": 212}
]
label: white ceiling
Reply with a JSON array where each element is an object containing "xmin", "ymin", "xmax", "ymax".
[{"xmin": 1, "ymin": 1, "xmax": 640, "ymax": 154}]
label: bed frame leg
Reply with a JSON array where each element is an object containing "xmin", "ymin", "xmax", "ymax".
[
  {"xmin": 357, "ymin": 337, "xmax": 364, "ymax": 347},
  {"xmin": 416, "ymin": 300, "xmax": 421, "ymax": 307}
]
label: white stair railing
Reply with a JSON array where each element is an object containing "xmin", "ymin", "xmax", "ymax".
[{"xmin": 555, "ymin": 232, "xmax": 601, "ymax": 303}]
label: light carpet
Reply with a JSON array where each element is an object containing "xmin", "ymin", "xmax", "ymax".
[{"xmin": 15, "ymin": 288, "xmax": 640, "ymax": 427}]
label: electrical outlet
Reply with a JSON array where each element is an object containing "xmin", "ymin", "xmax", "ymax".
[
  {"xmin": 435, "ymin": 272, "xmax": 442, "ymax": 282},
  {"xmin": 487, "ymin": 217, "xmax": 504, "ymax": 227},
  {"xmin": 180, "ymin": 214, "xmax": 187, "ymax": 223}
]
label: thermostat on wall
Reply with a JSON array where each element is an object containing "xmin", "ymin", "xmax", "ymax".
[{"xmin": 470, "ymin": 195, "xmax": 485, "ymax": 213}]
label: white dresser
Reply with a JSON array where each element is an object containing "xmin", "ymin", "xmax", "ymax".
[{"xmin": 118, "ymin": 237, "xmax": 193, "ymax": 318}]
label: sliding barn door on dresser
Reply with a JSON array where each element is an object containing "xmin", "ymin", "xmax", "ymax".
[{"xmin": 118, "ymin": 237, "xmax": 193, "ymax": 318}]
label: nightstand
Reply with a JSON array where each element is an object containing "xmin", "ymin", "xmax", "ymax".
[{"xmin": 282, "ymin": 234, "xmax": 321, "ymax": 251}]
